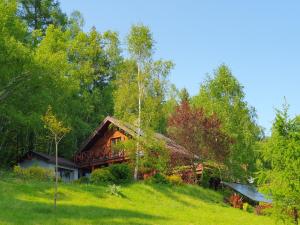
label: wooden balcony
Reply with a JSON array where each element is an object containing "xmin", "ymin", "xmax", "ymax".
[{"xmin": 74, "ymin": 148, "xmax": 128, "ymax": 168}]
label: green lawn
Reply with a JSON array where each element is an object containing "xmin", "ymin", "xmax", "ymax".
[{"xmin": 0, "ymin": 177, "xmax": 276, "ymax": 225}]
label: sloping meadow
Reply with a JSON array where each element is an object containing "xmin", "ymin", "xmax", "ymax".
[{"xmin": 0, "ymin": 176, "xmax": 277, "ymax": 225}]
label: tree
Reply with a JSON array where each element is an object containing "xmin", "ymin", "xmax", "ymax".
[
  {"xmin": 127, "ymin": 24, "xmax": 153, "ymax": 180},
  {"xmin": 115, "ymin": 24, "xmax": 173, "ymax": 180},
  {"xmin": 0, "ymin": 0, "xmax": 32, "ymax": 103},
  {"xmin": 42, "ymin": 106, "xmax": 71, "ymax": 209},
  {"xmin": 68, "ymin": 10, "xmax": 84, "ymax": 35},
  {"xmin": 0, "ymin": 0, "xmax": 38, "ymax": 165},
  {"xmin": 259, "ymin": 103, "xmax": 300, "ymax": 225},
  {"xmin": 192, "ymin": 64, "xmax": 262, "ymax": 181},
  {"xmin": 179, "ymin": 88, "xmax": 190, "ymax": 103},
  {"xmin": 168, "ymin": 100, "xmax": 231, "ymax": 182},
  {"xmin": 17, "ymin": 0, "xmax": 67, "ymax": 33},
  {"xmin": 0, "ymin": 9, "xmax": 122, "ymax": 166}
]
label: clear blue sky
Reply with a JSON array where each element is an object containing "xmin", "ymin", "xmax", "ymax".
[{"xmin": 60, "ymin": 0, "xmax": 300, "ymax": 133}]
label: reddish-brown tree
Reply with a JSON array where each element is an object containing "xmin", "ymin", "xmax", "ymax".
[{"xmin": 167, "ymin": 101, "xmax": 231, "ymax": 181}]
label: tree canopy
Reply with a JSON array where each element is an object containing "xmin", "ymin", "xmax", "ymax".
[
  {"xmin": 259, "ymin": 103, "xmax": 300, "ymax": 224},
  {"xmin": 192, "ymin": 65, "xmax": 262, "ymax": 181}
]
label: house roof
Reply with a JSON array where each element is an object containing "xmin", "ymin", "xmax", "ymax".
[
  {"xmin": 23, "ymin": 151, "xmax": 78, "ymax": 168},
  {"xmin": 78, "ymin": 116, "xmax": 191, "ymax": 157},
  {"xmin": 222, "ymin": 182, "xmax": 272, "ymax": 203}
]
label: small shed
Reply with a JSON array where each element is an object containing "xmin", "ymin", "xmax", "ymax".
[
  {"xmin": 19, "ymin": 151, "xmax": 78, "ymax": 181},
  {"xmin": 222, "ymin": 181, "xmax": 272, "ymax": 204}
]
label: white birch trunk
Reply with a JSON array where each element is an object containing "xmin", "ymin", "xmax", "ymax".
[{"xmin": 134, "ymin": 64, "xmax": 141, "ymax": 181}]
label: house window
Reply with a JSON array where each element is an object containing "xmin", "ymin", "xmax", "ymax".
[
  {"xmin": 111, "ymin": 137, "xmax": 122, "ymax": 146},
  {"xmin": 110, "ymin": 137, "xmax": 122, "ymax": 156}
]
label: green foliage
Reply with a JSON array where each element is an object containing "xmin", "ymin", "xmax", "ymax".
[
  {"xmin": 258, "ymin": 103, "xmax": 300, "ymax": 224},
  {"xmin": 115, "ymin": 131, "xmax": 170, "ymax": 174},
  {"xmin": 242, "ymin": 202, "xmax": 252, "ymax": 212},
  {"xmin": 42, "ymin": 105, "xmax": 71, "ymax": 141},
  {"xmin": 13, "ymin": 165, "xmax": 54, "ymax": 181},
  {"xmin": 91, "ymin": 164, "xmax": 133, "ymax": 185},
  {"xmin": 108, "ymin": 164, "xmax": 133, "ymax": 184},
  {"xmin": 107, "ymin": 184, "xmax": 122, "ymax": 197},
  {"xmin": 114, "ymin": 24, "xmax": 174, "ymax": 133},
  {"xmin": 127, "ymin": 24, "xmax": 153, "ymax": 62},
  {"xmin": 192, "ymin": 64, "xmax": 262, "ymax": 181},
  {"xmin": 0, "ymin": 1, "xmax": 122, "ymax": 165},
  {"xmin": 149, "ymin": 173, "xmax": 169, "ymax": 184},
  {"xmin": 90, "ymin": 168, "xmax": 114, "ymax": 184},
  {"xmin": 17, "ymin": 0, "xmax": 68, "ymax": 33},
  {"xmin": 166, "ymin": 174, "xmax": 183, "ymax": 185}
]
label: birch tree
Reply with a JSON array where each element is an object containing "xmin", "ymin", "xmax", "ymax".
[{"xmin": 127, "ymin": 25, "xmax": 153, "ymax": 180}]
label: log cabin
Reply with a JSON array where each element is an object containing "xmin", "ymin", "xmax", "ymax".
[{"xmin": 74, "ymin": 116, "xmax": 191, "ymax": 177}]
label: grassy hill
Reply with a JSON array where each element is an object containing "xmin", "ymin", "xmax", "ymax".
[{"xmin": 0, "ymin": 176, "xmax": 276, "ymax": 225}]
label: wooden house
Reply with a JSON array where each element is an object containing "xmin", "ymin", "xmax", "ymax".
[{"xmin": 74, "ymin": 116, "xmax": 191, "ymax": 177}]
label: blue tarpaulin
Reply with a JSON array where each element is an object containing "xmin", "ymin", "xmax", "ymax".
[{"xmin": 222, "ymin": 182, "xmax": 272, "ymax": 203}]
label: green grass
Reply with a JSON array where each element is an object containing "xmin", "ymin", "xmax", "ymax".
[{"xmin": 0, "ymin": 177, "xmax": 277, "ymax": 225}]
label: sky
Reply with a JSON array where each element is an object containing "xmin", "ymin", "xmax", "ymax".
[{"xmin": 60, "ymin": 0, "xmax": 300, "ymax": 133}]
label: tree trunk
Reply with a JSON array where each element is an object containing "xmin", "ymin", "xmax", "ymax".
[
  {"xmin": 54, "ymin": 135, "xmax": 58, "ymax": 210},
  {"xmin": 134, "ymin": 64, "xmax": 141, "ymax": 181}
]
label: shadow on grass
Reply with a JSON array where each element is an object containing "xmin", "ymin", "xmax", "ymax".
[
  {"xmin": 1, "ymin": 198, "xmax": 167, "ymax": 225},
  {"xmin": 147, "ymin": 183, "xmax": 228, "ymax": 208}
]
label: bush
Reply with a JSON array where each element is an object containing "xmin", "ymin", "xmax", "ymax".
[
  {"xmin": 229, "ymin": 193, "xmax": 243, "ymax": 209},
  {"xmin": 91, "ymin": 168, "xmax": 114, "ymax": 184},
  {"xmin": 108, "ymin": 164, "xmax": 132, "ymax": 184},
  {"xmin": 13, "ymin": 165, "xmax": 53, "ymax": 181},
  {"xmin": 242, "ymin": 202, "xmax": 254, "ymax": 213},
  {"xmin": 149, "ymin": 173, "xmax": 169, "ymax": 184},
  {"xmin": 107, "ymin": 184, "xmax": 122, "ymax": 196},
  {"xmin": 166, "ymin": 174, "xmax": 183, "ymax": 185},
  {"xmin": 243, "ymin": 202, "xmax": 249, "ymax": 211}
]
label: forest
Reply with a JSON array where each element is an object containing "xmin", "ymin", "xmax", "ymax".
[{"xmin": 0, "ymin": 0, "xmax": 299, "ymax": 224}]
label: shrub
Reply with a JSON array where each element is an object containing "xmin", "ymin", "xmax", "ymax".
[
  {"xmin": 166, "ymin": 174, "xmax": 183, "ymax": 185},
  {"xmin": 91, "ymin": 168, "xmax": 114, "ymax": 184},
  {"xmin": 229, "ymin": 193, "xmax": 243, "ymax": 209},
  {"xmin": 13, "ymin": 165, "xmax": 53, "ymax": 181},
  {"xmin": 107, "ymin": 184, "xmax": 122, "ymax": 196},
  {"xmin": 254, "ymin": 203, "xmax": 272, "ymax": 215},
  {"xmin": 243, "ymin": 202, "xmax": 249, "ymax": 211},
  {"xmin": 108, "ymin": 164, "xmax": 132, "ymax": 184},
  {"xmin": 149, "ymin": 173, "xmax": 169, "ymax": 184}
]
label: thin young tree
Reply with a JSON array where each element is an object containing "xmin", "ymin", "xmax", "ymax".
[
  {"xmin": 42, "ymin": 106, "xmax": 71, "ymax": 209},
  {"xmin": 127, "ymin": 25, "xmax": 153, "ymax": 180}
]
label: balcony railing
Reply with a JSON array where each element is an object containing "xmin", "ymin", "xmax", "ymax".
[{"xmin": 74, "ymin": 148, "xmax": 126, "ymax": 167}]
